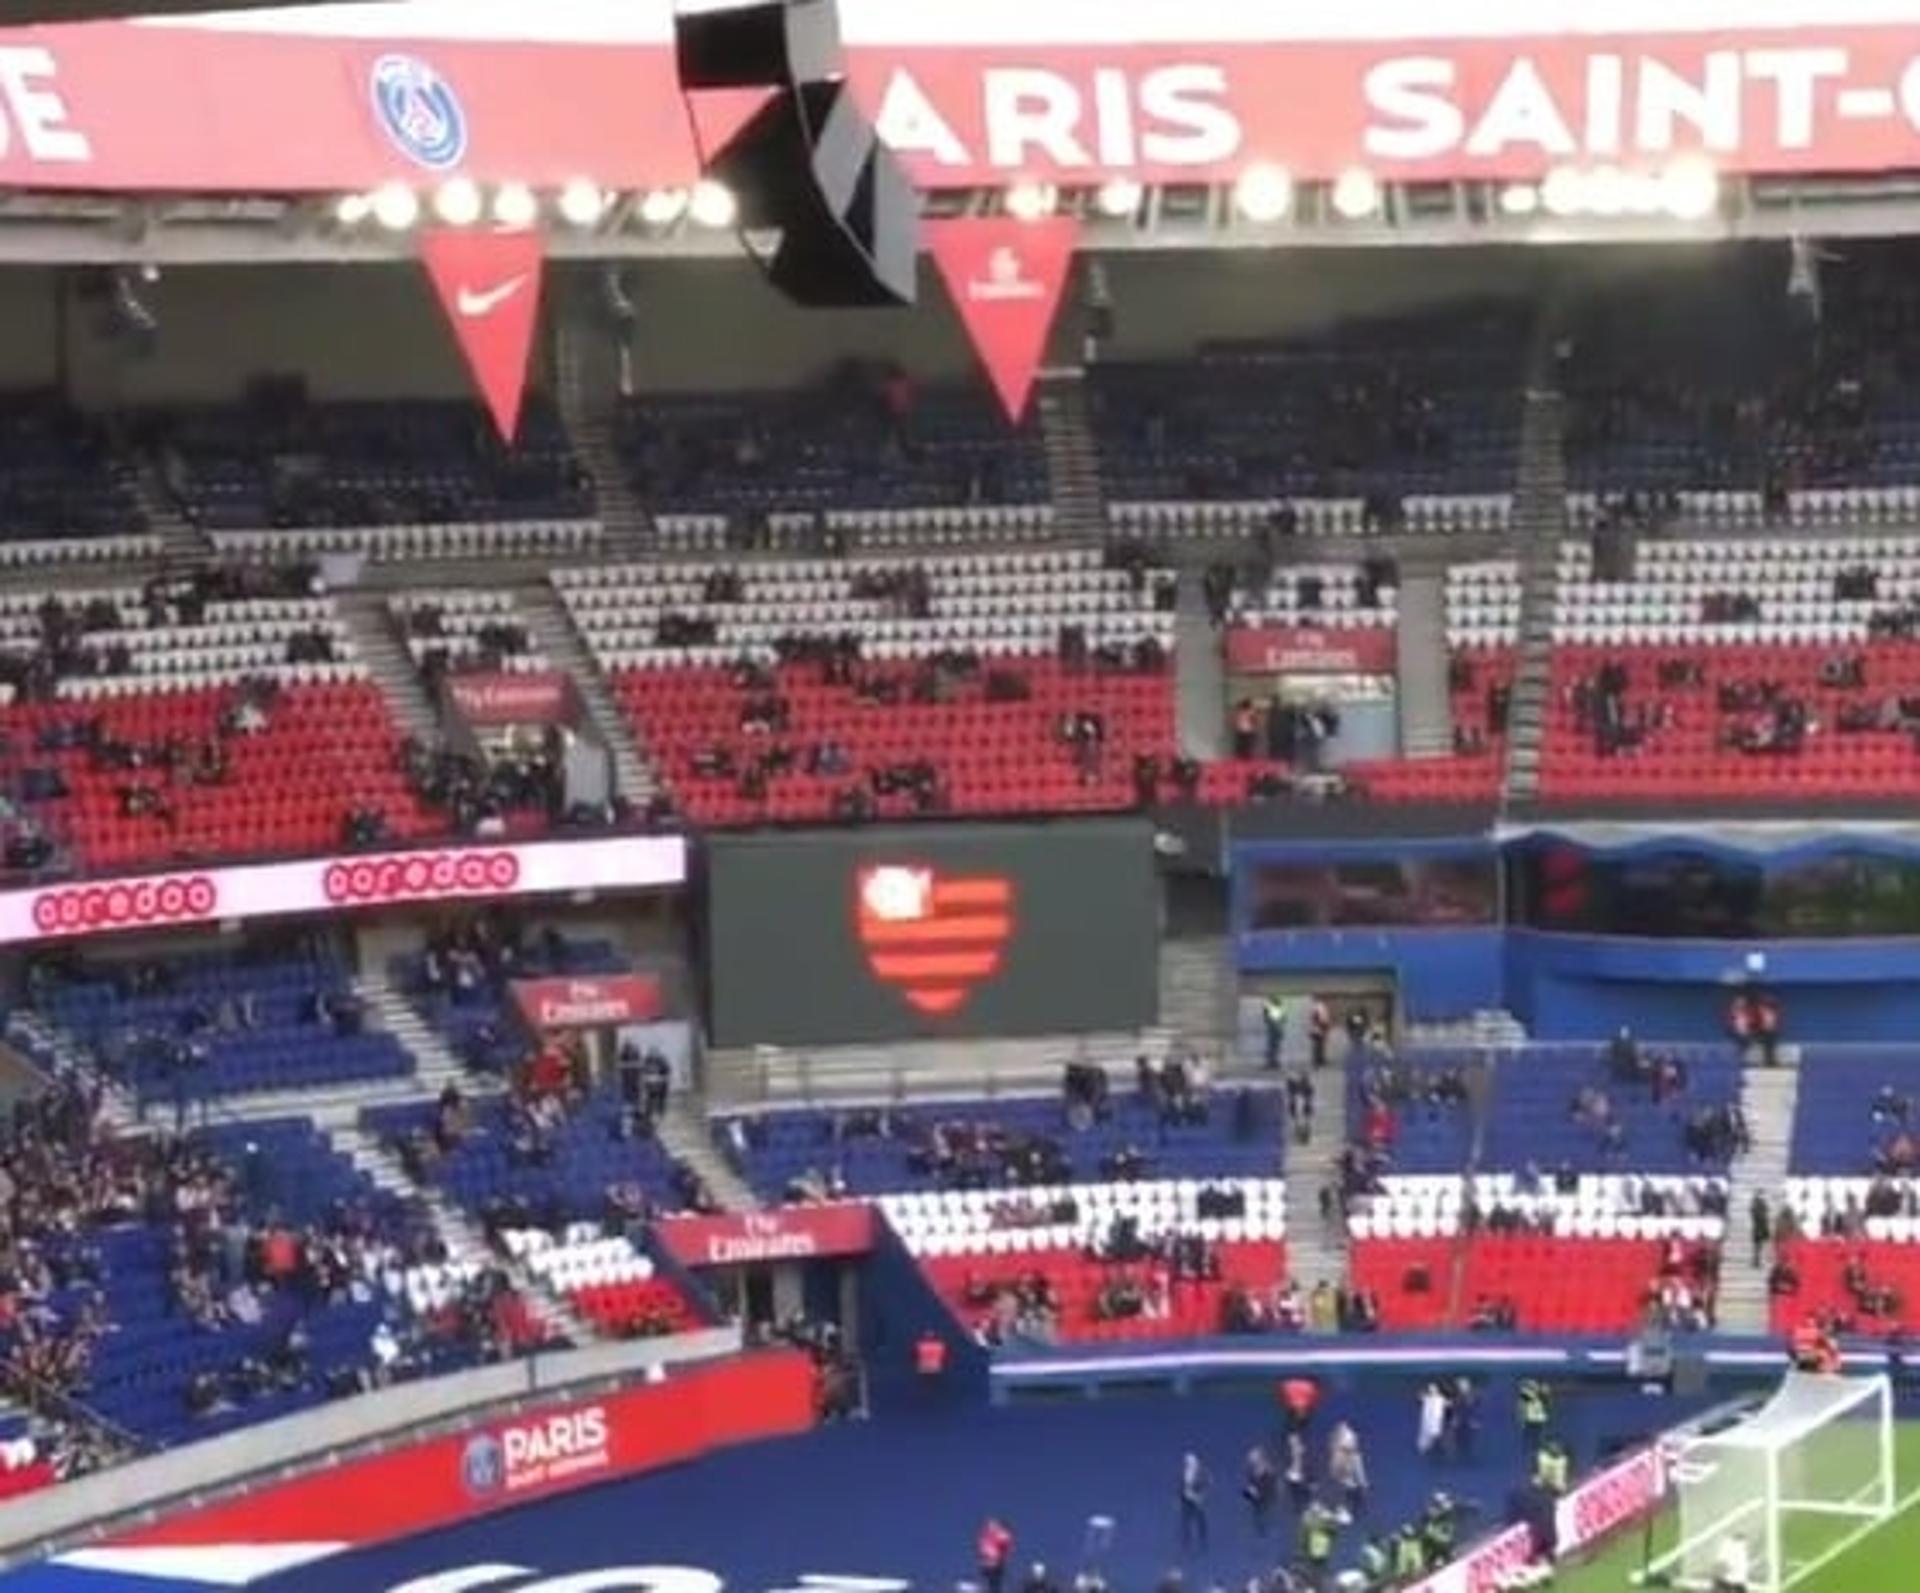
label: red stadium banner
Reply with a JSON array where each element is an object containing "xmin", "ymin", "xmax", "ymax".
[
  {"xmin": 511, "ymin": 973, "xmax": 665, "ymax": 1030},
  {"xmin": 927, "ymin": 216, "xmax": 1079, "ymax": 423},
  {"xmin": 655, "ymin": 1205, "xmax": 879, "ymax": 1267},
  {"xmin": 10, "ymin": 13, "xmax": 1920, "ymax": 192},
  {"xmin": 420, "ymin": 228, "xmax": 545, "ymax": 443},
  {"xmin": 106, "ymin": 1351, "xmax": 816, "ymax": 1565},
  {"xmin": 444, "ymin": 670, "xmax": 574, "ymax": 726},
  {"xmin": 1226, "ymin": 625, "xmax": 1397, "ymax": 675}
]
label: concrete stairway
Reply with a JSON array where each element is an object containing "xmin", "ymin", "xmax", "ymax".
[
  {"xmin": 1036, "ymin": 371, "xmax": 1106, "ymax": 541},
  {"xmin": 1718, "ymin": 1060, "xmax": 1800, "ymax": 1334},
  {"xmin": 575, "ymin": 413, "xmax": 652, "ymax": 561},
  {"xmin": 1174, "ymin": 573, "xmax": 1227, "ymax": 760},
  {"xmin": 333, "ymin": 1122, "xmax": 492, "ymax": 1262},
  {"xmin": 359, "ymin": 972, "xmax": 472, "ymax": 1098},
  {"xmin": 554, "ymin": 311, "xmax": 652, "ymax": 560},
  {"xmin": 514, "ymin": 578, "xmax": 656, "ymax": 805},
  {"xmin": 656, "ymin": 1098, "xmax": 759, "ymax": 1212},
  {"xmin": 1159, "ymin": 934, "xmax": 1235, "ymax": 1053},
  {"xmin": 131, "ymin": 461, "xmax": 213, "ymax": 565},
  {"xmin": 331, "ymin": 1121, "xmax": 593, "ymax": 1345},
  {"xmin": 1281, "ymin": 1027, "xmax": 1352, "ymax": 1322},
  {"xmin": 336, "ymin": 588, "xmax": 441, "ymax": 740},
  {"xmin": 1501, "ymin": 386, "xmax": 1570, "ymax": 805},
  {"xmin": 1394, "ymin": 557, "xmax": 1455, "ymax": 758}
]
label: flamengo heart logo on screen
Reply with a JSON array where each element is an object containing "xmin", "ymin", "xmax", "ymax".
[{"xmin": 855, "ymin": 864, "xmax": 1014, "ymax": 1016}]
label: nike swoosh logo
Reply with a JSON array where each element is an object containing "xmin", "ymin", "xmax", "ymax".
[{"xmin": 455, "ymin": 274, "xmax": 528, "ymax": 317}]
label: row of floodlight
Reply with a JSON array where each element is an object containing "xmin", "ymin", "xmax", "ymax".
[
  {"xmin": 331, "ymin": 178, "xmax": 741, "ymax": 233},
  {"xmin": 1501, "ymin": 159, "xmax": 1723, "ymax": 223},
  {"xmin": 1013, "ymin": 157, "xmax": 1722, "ymax": 226},
  {"xmin": 1016, "ymin": 165, "xmax": 1378, "ymax": 224},
  {"xmin": 329, "ymin": 160, "xmax": 1723, "ymax": 237}
]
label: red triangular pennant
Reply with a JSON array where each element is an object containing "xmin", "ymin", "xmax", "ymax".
[
  {"xmin": 926, "ymin": 216, "xmax": 1079, "ymax": 424},
  {"xmin": 419, "ymin": 228, "xmax": 545, "ymax": 445}
]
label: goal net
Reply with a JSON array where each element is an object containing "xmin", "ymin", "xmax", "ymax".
[{"xmin": 1651, "ymin": 1372, "xmax": 1893, "ymax": 1593}]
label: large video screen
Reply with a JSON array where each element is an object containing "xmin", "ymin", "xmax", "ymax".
[{"xmin": 705, "ymin": 819, "xmax": 1159, "ymax": 1047}]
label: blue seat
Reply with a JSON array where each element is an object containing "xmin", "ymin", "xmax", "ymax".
[{"xmin": 717, "ymin": 1086, "xmax": 1286, "ymax": 1203}]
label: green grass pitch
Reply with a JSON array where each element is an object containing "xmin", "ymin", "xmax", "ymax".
[{"xmin": 1555, "ymin": 1420, "xmax": 1920, "ymax": 1591}]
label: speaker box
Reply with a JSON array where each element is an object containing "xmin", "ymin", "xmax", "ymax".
[
  {"xmin": 675, "ymin": 0, "xmax": 840, "ymax": 91},
  {"xmin": 709, "ymin": 81, "xmax": 916, "ymax": 307},
  {"xmin": 675, "ymin": 0, "xmax": 918, "ymax": 310}
]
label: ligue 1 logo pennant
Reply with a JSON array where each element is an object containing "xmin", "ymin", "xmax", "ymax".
[
  {"xmin": 420, "ymin": 227, "xmax": 545, "ymax": 445},
  {"xmin": 926, "ymin": 215, "xmax": 1080, "ymax": 424},
  {"xmin": 856, "ymin": 863, "xmax": 1015, "ymax": 1016}
]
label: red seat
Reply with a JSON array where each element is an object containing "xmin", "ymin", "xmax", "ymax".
[
  {"xmin": 1462, "ymin": 1235, "xmax": 1715, "ymax": 1333},
  {"xmin": 619, "ymin": 655, "xmax": 1177, "ymax": 826},
  {"xmin": 7, "ymin": 682, "xmax": 441, "ymax": 871},
  {"xmin": 1769, "ymin": 1238, "xmax": 1920, "ymax": 1337},
  {"xmin": 1350, "ymin": 1238, "xmax": 1455, "ymax": 1330},
  {"xmin": 918, "ymin": 1239, "xmax": 1287, "ymax": 1343},
  {"xmin": 1541, "ymin": 640, "xmax": 1920, "ymax": 801},
  {"xmin": 1353, "ymin": 1234, "xmax": 1719, "ymax": 1333},
  {"xmin": 566, "ymin": 1277, "xmax": 698, "ymax": 1338}
]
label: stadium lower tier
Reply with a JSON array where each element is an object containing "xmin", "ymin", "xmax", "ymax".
[
  {"xmin": 1770, "ymin": 1238, "xmax": 1920, "ymax": 1337},
  {"xmin": 1352, "ymin": 1235, "xmax": 1718, "ymax": 1333},
  {"xmin": 918, "ymin": 1238, "xmax": 1287, "ymax": 1344},
  {"xmin": 504, "ymin": 1224, "xmax": 705, "ymax": 1339}
]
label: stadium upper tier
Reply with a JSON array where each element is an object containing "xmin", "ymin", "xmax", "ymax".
[
  {"xmin": 0, "ymin": 394, "xmax": 142, "ymax": 543},
  {"xmin": 140, "ymin": 390, "xmax": 592, "ymax": 533},
  {"xmin": 616, "ymin": 376, "xmax": 1050, "ymax": 514},
  {"xmin": 1561, "ymin": 242, "xmax": 1920, "ymax": 496},
  {"xmin": 1089, "ymin": 300, "xmax": 1530, "ymax": 504},
  {"xmin": 21, "ymin": 264, "xmax": 1920, "ymax": 883}
]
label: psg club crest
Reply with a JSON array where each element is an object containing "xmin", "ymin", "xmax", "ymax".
[
  {"xmin": 855, "ymin": 864, "xmax": 1014, "ymax": 1017},
  {"xmin": 460, "ymin": 1431, "xmax": 506, "ymax": 1497},
  {"xmin": 370, "ymin": 53, "xmax": 469, "ymax": 171}
]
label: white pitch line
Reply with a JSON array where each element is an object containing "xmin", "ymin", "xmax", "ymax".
[
  {"xmin": 1629, "ymin": 1476, "xmax": 1920, "ymax": 1589},
  {"xmin": 1780, "ymin": 1476, "xmax": 1920, "ymax": 1592}
]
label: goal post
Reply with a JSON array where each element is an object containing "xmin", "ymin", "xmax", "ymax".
[{"xmin": 1647, "ymin": 1372, "xmax": 1894, "ymax": 1593}]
